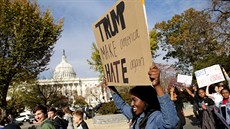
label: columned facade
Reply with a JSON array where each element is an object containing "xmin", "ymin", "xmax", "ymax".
[{"xmin": 38, "ymin": 51, "xmax": 110, "ymax": 107}]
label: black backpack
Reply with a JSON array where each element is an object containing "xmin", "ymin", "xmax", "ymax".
[
  {"xmin": 60, "ymin": 118, "xmax": 68, "ymax": 129},
  {"xmin": 54, "ymin": 117, "xmax": 68, "ymax": 129}
]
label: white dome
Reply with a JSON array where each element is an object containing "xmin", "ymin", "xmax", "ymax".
[{"xmin": 53, "ymin": 51, "xmax": 76, "ymax": 79}]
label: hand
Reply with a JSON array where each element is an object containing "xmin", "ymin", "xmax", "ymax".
[
  {"xmin": 201, "ymin": 104, "xmax": 207, "ymax": 110},
  {"xmin": 102, "ymin": 76, "xmax": 107, "ymax": 86},
  {"xmin": 170, "ymin": 87, "xmax": 175, "ymax": 93},
  {"xmin": 101, "ymin": 77, "xmax": 118, "ymax": 93},
  {"xmin": 192, "ymin": 85, "xmax": 197, "ymax": 91},
  {"xmin": 148, "ymin": 64, "xmax": 160, "ymax": 87},
  {"xmin": 182, "ymin": 83, "xmax": 186, "ymax": 87},
  {"xmin": 96, "ymin": 77, "xmax": 107, "ymax": 87}
]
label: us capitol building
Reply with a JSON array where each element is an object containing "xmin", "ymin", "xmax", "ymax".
[{"xmin": 38, "ymin": 51, "xmax": 111, "ymax": 107}]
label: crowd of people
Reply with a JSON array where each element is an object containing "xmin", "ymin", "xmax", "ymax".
[
  {"xmin": 104, "ymin": 64, "xmax": 230, "ymax": 129},
  {"xmin": 166, "ymin": 66, "xmax": 230, "ymax": 129},
  {"xmin": 0, "ymin": 105, "xmax": 89, "ymax": 129},
  {"xmin": 1, "ymin": 64, "xmax": 230, "ymax": 129},
  {"xmin": 30, "ymin": 105, "xmax": 89, "ymax": 129}
]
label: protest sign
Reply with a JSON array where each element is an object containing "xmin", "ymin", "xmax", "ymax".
[
  {"xmin": 195, "ymin": 64, "xmax": 225, "ymax": 88},
  {"xmin": 177, "ymin": 74, "xmax": 192, "ymax": 86},
  {"xmin": 92, "ymin": 0, "xmax": 152, "ymax": 86}
]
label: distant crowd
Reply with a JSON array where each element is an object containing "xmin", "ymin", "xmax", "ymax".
[{"xmin": 0, "ymin": 106, "xmax": 89, "ymax": 129}]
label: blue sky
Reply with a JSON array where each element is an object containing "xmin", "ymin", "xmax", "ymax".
[{"xmin": 38, "ymin": 0, "xmax": 210, "ymax": 79}]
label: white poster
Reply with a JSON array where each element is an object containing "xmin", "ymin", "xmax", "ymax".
[
  {"xmin": 177, "ymin": 74, "xmax": 192, "ymax": 86},
  {"xmin": 195, "ymin": 64, "xmax": 225, "ymax": 88}
]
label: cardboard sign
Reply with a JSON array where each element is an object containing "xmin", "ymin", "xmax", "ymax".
[
  {"xmin": 92, "ymin": 0, "xmax": 152, "ymax": 86},
  {"xmin": 195, "ymin": 64, "xmax": 225, "ymax": 88},
  {"xmin": 177, "ymin": 74, "xmax": 192, "ymax": 86}
]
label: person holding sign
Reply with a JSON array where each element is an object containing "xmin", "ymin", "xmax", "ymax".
[
  {"xmin": 104, "ymin": 64, "xmax": 179, "ymax": 129},
  {"xmin": 206, "ymin": 84, "xmax": 223, "ymax": 107}
]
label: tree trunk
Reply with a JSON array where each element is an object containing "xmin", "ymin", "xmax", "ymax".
[
  {"xmin": 0, "ymin": 84, "xmax": 8, "ymax": 120},
  {"xmin": 1, "ymin": 83, "xmax": 9, "ymax": 116}
]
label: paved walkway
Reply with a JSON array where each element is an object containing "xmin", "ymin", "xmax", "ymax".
[
  {"xmin": 183, "ymin": 107, "xmax": 200, "ymax": 129},
  {"xmin": 86, "ymin": 107, "xmax": 200, "ymax": 129}
]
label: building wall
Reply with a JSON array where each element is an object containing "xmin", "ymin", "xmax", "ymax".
[{"xmin": 38, "ymin": 77, "xmax": 110, "ymax": 107}]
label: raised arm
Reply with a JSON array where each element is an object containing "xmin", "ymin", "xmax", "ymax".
[
  {"xmin": 205, "ymin": 85, "xmax": 214, "ymax": 99},
  {"xmin": 222, "ymin": 68, "xmax": 230, "ymax": 88},
  {"xmin": 185, "ymin": 87, "xmax": 195, "ymax": 98},
  {"xmin": 109, "ymin": 87, "xmax": 133, "ymax": 120},
  {"xmin": 148, "ymin": 64, "xmax": 179, "ymax": 128},
  {"xmin": 104, "ymin": 78, "xmax": 133, "ymax": 120},
  {"xmin": 148, "ymin": 64, "xmax": 164, "ymax": 96}
]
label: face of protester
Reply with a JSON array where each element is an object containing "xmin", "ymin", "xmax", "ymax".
[
  {"xmin": 73, "ymin": 115, "xmax": 81, "ymax": 124},
  {"xmin": 214, "ymin": 86, "xmax": 219, "ymax": 93},
  {"xmin": 198, "ymin": 89, "xmax": 206, "ymax": 98},
  {"xmin": 218, "ymin": 86, "xmax": 224, "ymax": 93},
  {"xmin": 221, "ymin": 89, "xmax": 230, "ymax": 99},
  {"xmin": 48, "ymin": 111, "xmax": 55, "ymax": 119},
  {"xmin": 193, "ymin": 85, "xmax": 197, "ymax": 91},
  {"xmin": 131, "ymin": 95, "xmax": 145, "ymax": 116},
  {"xmin": 35, "ymin": 110, "xmax": 46, "ymax": 123},
  {"xmin": 173, "ymin": 93, "xmax": 177, "ymax": 101}
]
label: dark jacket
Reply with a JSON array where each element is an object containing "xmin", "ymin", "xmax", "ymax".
[
  {"xmin": 76, "ymin": 120, "xmax": 88, "ymax": 129},
  {"xmin": 202, "ymin": 106, "xmax": 216, "ymax": 129},
  {"xmin": 3, "ymin": 123, "xmax": 21, "ymax": 129}
]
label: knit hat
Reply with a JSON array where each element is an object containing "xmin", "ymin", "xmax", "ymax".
[{"xmin": 129, "ymin": 86, "xmax": 160, "ymax": 111}]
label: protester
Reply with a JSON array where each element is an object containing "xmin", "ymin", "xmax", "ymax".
[
  {"xmin": 72, "ymin": 110, "xmax": 89, "ymax": 129},
  {"xmin": 48, "ymin": 107, "xmax": 67, "ymax": 129},
  {"xmin": 56, "ymin": 110, "xmax": 64, "ymax": 119},
  {"xmin": 0, "ymin": 108, "xmax": 4, "ymax": 129},
  {"xmin": 0, "ymin": 122, "xmax": 3, "ymax": 129},
  {"xmin": 169, "ymin": 87, "xmax": 185, "ymax": 129},
  {"xmin": 206, "ymin": 84, "xmax": 223, "ymax": 107},
  {"xmin": 219, "ymin": 88, "xmax": 230, "ymax": 126},
  {"xmin": 34, "ymin": 104, "xmax": 56, "ymax": 129},
  {"xmin": 83, "ymin": 105, "xmax": 89, "ymax": 120},
  {"xmin": 104, "ymin": 64, "xmax": 179, "ymax": 129},
  {"xmin": 184, "ymin": 84, "xmax": 200, "ymax": 124},
  {"xmin": 0, "ymin": 113, "xmax": 20, "ymax": 129},
  {"xmin": 3, "ymin": 116, "xmax": 21, "ymax": 129},
  {"xmin": 62, "ymin": 106, "xmax": 74, "ymax": 129},
  {"xmin": 197, "ymin": 88, "xmax": 216, "ymax": 128}
]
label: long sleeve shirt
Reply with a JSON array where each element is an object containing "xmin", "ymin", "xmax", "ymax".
[{"xmin": 112, "ymin": 93, "xmax": 179, "ymax": 129}]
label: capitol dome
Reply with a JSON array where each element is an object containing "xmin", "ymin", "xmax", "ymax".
[{"xmin": 53, "ymin": 50, "xmax": 76, "ymax": 80}]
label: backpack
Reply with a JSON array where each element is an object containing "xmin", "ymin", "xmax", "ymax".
[
  {"xmin": 60, "ymin": 119, "xmax": 68, "ymax": 129},
  {"xmin": 54, "ymin": 117, "xmax": 68, "ymax": 129}
]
